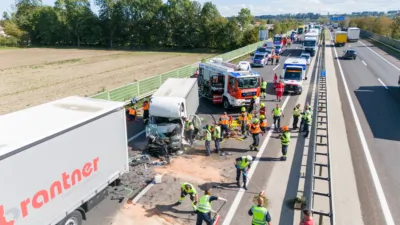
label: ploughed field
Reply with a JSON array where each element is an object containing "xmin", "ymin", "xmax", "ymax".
[{"xmin": 0, "ymin": 48, "xmax": 215, "ymax": 115}]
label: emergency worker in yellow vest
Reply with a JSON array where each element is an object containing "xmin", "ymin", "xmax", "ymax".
[
  {"xmin": 203, "ymin": 125, "xmax": 212, "ymax": 156},
  {"xmin": 303, "ymin": 110, "xmax": 312, "ymax": 138},
  {"xmin": 260, "ymin": 115, "xmax": 268, "ymax": 135},
  {"xmin": 213, "ymin": 122, "xmax": 221, "ymax": 154},
  {"xmin": 250, "ymin": 119, "xmax": 261, "ymax": 151},
  {"xmin": 239, "ymin": 107, "xmax": 249, "ymax": 138},
  {"xmin": 260, "ymin": 81, "xmax": 267, "ymax": 99},
  {"xmin": 271, "ymin": 104, "xmax": 283, "ymax": 131},
  {"xmin": 235, "ymin": 155, "xmax": 253, "ymax": 190},
  {"xmin": 279, "ymin": 126, "xmax": 291, "ymax": 160},
  {"xmin": 196, "ymin": 188, "xmax": 227, "ymax": 225},
  {"xmin": 219, "ymin": 112, "xmax": 230, "ymax": 138},
  {"xmin": 248, "ymin": 197, "xmax": 272, "ymax": 225},
  {"xmin": 292, "ymin": 104, "xmax": 301, "ymax": 129},
  {"xmin": 177, "ymin": 182, "xmax": 199, "ymax": 211}
]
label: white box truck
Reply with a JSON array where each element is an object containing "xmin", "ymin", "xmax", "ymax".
[
  {"xmin": 302, "ymin": 32, "xmax": 319, "ymax": 56},
  {"xmin": 347, "ymin": 27, "xmax": 360, "ymax": 42},
  {"xmin": 0, "ymin": 96, "xmax": 129, "ymax": 225}
]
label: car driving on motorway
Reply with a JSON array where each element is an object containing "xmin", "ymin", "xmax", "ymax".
[
  {"xmin": 299, "ymin": 53, "xmax": 311, "ymax": 65},
  {"xmin": 251, "ymin": 53, "xmax": 269, "ymax": 67},
  {"xmin": 342, "ymin": 49, "xmax": 357, "ymax": 60}
]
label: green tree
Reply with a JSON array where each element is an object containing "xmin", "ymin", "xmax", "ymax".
[
  {"xmin": 237, "ymin": 8, "xmax": 252, "ymax": 30},
  {"xmin": 242, "ymin": 27, "xmax": 258, "ymax": 46},
  {"xmin": 272, "ymin": 21, "xmax": 282, "ymax": 35},
  {"xmin": 63, "ymin": 0, "xmax": 95, "ymax": 46},
  {"xmin": 390, "ymin": 17, "xmax": 400, "ymax": 39}
]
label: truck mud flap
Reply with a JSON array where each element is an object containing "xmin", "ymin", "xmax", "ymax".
[{"xmin": 213, "ymin": 95, "xmax": 223, "ymax": 104}]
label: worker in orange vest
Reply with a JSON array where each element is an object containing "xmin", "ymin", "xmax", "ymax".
[
  {"xmin": 249, "ymin": 119, "xmax": 261, "ymax": 151},
  {"xmin": 275, "ymin": 54, "xmax": 280, "ymax": 65},
  {"xmin": 219, "ymin": 112, "xmax": 230, "ymax": 138},
  {"xmin": 259, "ymin": 115, "xmax": 268, "ymax": 135},
  {"xmin": 142, "ymin": 100, "xmax": 150, "ymax": 125},
  {"xmin": 126, "ymin": 107, "xmax": 137, "ymax": 121},
  {"xmin": 239, "ymin": 107, "xmax": 249, "ymax": 139}
]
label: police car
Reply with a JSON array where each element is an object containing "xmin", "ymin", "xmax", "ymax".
[{"xmin": 251, "ymin": 53, "xmax": 269, "ymax": 67}]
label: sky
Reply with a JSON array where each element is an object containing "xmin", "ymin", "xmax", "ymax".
[{"xmin": 1, "ymin": 0, "xmax": 399, "ymax": 17}]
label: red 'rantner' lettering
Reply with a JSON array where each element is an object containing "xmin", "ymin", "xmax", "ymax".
[{"xmin": 0, "ymin": 157, "xmax": 99, "ymax": 224}]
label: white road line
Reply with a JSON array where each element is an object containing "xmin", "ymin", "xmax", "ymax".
[
  {"xmin": 361, "ymin": 60, "xmax": 367, "ymax": 66},
  {"xmin": 222, "ymin": 95, "xmax": 291, "ymax": 225},
  {"xmin": 287, "ymin": 53, "xmax": 291, "ymax": 57},
  {"xmin": 332, "ymin": 44, "xmax": 395, "ymax": 225},
  {"xmin": 377, "ymin": 78, "xmax": 389, "ymax": 89},
  {"xmin": 273, "ymin": 64, "xmax": 280, "ymax": 70},
  {"xmin": 348, "ymin": 44, "xmax": 352, "ymax": 47},
  {"xmin": 128, "ymin": 130, "xmax": 145, "ymax": 142},
  {"xmin": 358, "ymin": 41, "xmax": 400, "ymax": 71}
]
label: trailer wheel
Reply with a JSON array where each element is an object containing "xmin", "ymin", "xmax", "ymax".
[
  {"xmin": 222, "ymin": 97, "xmax": 230, "ymax": 109},
  {"xmin": 60, "ymin": 210, "xmax": 83, "ymax": 225}
]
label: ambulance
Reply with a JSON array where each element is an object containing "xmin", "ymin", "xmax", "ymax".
[
  {"xmin": 198, "ymin": 58, "xmax": 261, "ymax": 109},
  {"xmin": 281, "ymin": 57, "xmax": 307, "ymax": 95}
]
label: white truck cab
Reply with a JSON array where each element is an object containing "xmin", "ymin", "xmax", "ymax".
[
  {"xmin": 302, "ymin": 32, "xmax": 319, "ymax": 56},
  {"xmin": 281, "ymin": 57, "xmax": 307, "ymax": 95}
]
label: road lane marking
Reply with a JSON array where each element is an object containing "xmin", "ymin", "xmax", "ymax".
[
  {"xmin": 361, "ymin": 60, "xmax": 367, "ymax": 66},
  {"xmin": 332, "ymin": 44, "xmax": 395, "ymax": 225},
  {"xmin": 222, "ymin": 95, "xmax": 291, "ymax": 225},
  {"xmin": 128, "ymin": 130, "xmax": 145, "ymax": 142},
  {"xmin": 287, "ymin": 53, "xmax": 291, "ymax": 57},
  {"xmin": 377, "ymin": 78, "xmax": 388, "ymax": 89},
  {"xmin": 273, "ymin": 64, "xmax": 280, "ymax": 70},
  {"xmin": 349, "ymin": 44, "xmax": 352, "ymax": 47},
  {"xmin": 358, "ymin": 41, "xmax": 400, "ymax": 71}
]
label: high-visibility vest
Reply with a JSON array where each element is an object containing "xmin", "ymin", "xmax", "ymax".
[
  {"xmin": 185, "ymin": 121, "xmax": 190, "ymax": 130},
  {"xmin": 143, "ymin": 102, "xmax": 149, "ymax": 110},
  {"xmin": 273, "ymin": 108, "xmax": 282, "ymax": 116},
  {"xmin": 213, "ymin": 126, "xmax": 221, "ymax": 138},
  {"xmin": 239, "ymin": 113, "xmax": 248, "ymax": 121},
  {"xmin": 276, "ymin": 55, "xmax": 280, "ymax": 59},
  {"xmin": 128, "ymin": 108, "xmax": 136, "ymax": 115},
  {"xmin": 181, "ymin": 182, "xmax": 196, "ymax": 194},
  {"xmin": 280, "ymin": 131, "xmax": 291, "ymax": 146},
  {"xmin": 276, "ymin": 83, "xmax": 284, "ymax": 92},
  {"xmin": 293, "ymin": 107, "xmax": 301, "ymax": 116},
  {"xmin": 306, "ymin": 113, "xmax": 312, "ymax": 124},
  {"xmin": 259, "ymin": 107, "xmax": 266, "ymax": 115},
  {"xmin": 220, "ymin": 115, "xmax": 229, "ymax": 125},
  {"xmin": 238, "ymin": 156, "xmax": 250, "ymax": 169},
  {"xmin": 251, "ymin": 206, "xmax": 268, "ymax": 225},
  {"xmin": 260, "ymin": 120, "xmax": 267, "ymax": 128},
  {"xmin": 197, "ymin": 195, "xmax": 212, "ymax": 213},
  {"xmin": 261, "ymin": 81, "xmax": 267, "ymax": 89},
  {"xmin": 250, "ymin": 124, "xmax": 261, "ymax": 134},
  {"xmin": 205, "ymin": 130, "xmax": 212, "ymax": 141}
]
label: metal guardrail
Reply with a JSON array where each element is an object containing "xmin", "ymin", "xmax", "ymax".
[
  {"xmin": 360, "ymin": 30, "xmax": 400, "ymax": 51},
  {"xmin": 307, "ymin": 29, "xmax": 335, "ymax": 224},
  {"xmin": 89, "ymin": 40, "xmax": 266, "ymax": 102}
]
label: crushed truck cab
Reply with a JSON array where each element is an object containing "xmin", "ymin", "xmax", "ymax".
[
  {"xmin": 281, "ymin": 57, "xmax": 307, "ymax": 95},
  {"xmin": 198, "ymin": 58, "xmax": 261, "ymax": 109}
]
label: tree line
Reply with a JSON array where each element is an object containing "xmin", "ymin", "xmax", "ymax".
[
  {"xmin": 0, "ymin": 0, "xmax": 299, "ymax": 50},
  {"xmin": 347, "ymin": 16, "xmax": 400, "ymax": 39}
]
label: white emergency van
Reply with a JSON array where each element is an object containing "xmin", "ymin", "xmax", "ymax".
[{"xmin": 281, "ymin": 57, "xmax": 307, "ymax": 95}]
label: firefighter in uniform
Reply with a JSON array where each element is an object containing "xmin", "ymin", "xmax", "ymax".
[
  {"xmin": 260, "ymin": 80, "xmax": 267, "ymax": 99},
  {"xmin": 248, "ymin": 196, "xmax": 272, "ymax": 225},
  {"xmin": 248, "ymin": 96, "xmax": 257, "ymax": 115},
  {"xmin": 142, "ymin": 100, "xmax": 150, "ymax": 125},
  {"xmin": 239, "ymin": 107, "xmax": 249, "ymax": 138},
  {"xmin": 292, "ymin": 104, "xmax": 301, "ymax": 129},
  {"xmin": 126, "ymin": 107, "xmax": 137, "ymax": 121},
  {"xmin": 177, "ymin": 182, "xmax": 199, "ymax": 211},
  {"xmin": 250, "ymin": 119, "xmax": 261, "ymax": 151},
  {"xmin": 235, "ymin": 155, "xmax": 253, "ymax": 190},
  {"xmin": 260, "ymin": 115, "xmax": 268, "ymax": 135},
  {"xmin": 271, "ymin": 104, "xmax": 283, "ymax": 131},
  {"xmin": 259, "ymin": 103, "xmax": 267, "ymax": 118},
  {"xmin": 219, "ymin": 112, "xmax": 230, "ymax": 138},
  {"xmin": 196, "ymin": 188, "xmax": 227, "ymax": 225},
  {"xmin": 279, "ymin": 126, "xmax": 291, "ymax": 160}
]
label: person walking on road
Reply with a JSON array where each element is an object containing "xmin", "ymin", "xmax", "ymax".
[
  {"xmin": 203, "ymin": 125, "xmax": 212, "ymax": 156},
  {"xmin": 275, "ymin": 80, "xmax": 284, "ymax": 102},
  {"xmin": 248, "ymin": 196, "xmax": 272, "ymax": 225},
  {"xmin": 270, "ymin": 54, "xmax": 275, "ymax": 65},
  {"xmin": 299, "ymin": 209, "xmax": 314, "ymax": 225},
  {"xmin": 196, "ymin": 188, "xmax": 227, "ymax": 225},
  {"xmin": 279, "ymin": 126, "xmax": 291, "ymax": 160},
  {"xmin": 275, "ymin": 54, "xmax": 280, "ymax": 65},
  {"xmin": 239, "ymin": 107, "xmax": 249, "ymax": 139},
  {"xmin": 177, "ymin": 182, "xmax": 199, "ymax": 212},
  {"xmin": 292, "ymin": 104, "xmax": 301, "ymax": 129},
  {"xmin": 272, "ymin": 104, "xmax": 283, "ymax": 131},
  {"xmin": 235, "ymin": 155, "xmax": 253, "ymax": 190},
  {"xmin": 260, "ymin": 115, "xmax": 268, "ymax": 135},
  {"xmin": 273, "ymin": 73, "xmax": 278, "ymax": 89},
  {"xmin": 260, "ymin": 80, "xmax": 267, "ymax": 99},
  {"xmin": 219, "ymin": 112, "xmax": 230, "ymax": 138},
  {"xmin": 303, "ymin": 109, "xmax": 312, "ymax": 138},
  {"xmin": 213, "ymin": 122, "xmax": 221, "ymax": 154},
  {"xmin": 249, "ymin": 119, "xmax": 261, "ymax": 151}
]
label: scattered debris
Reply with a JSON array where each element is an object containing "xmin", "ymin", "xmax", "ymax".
[
  {"xmin": 219, "ymin": 152, "xmax": 233, "ymax": 156},
  {"xmin": 129, "ymin": 154, "xmax": 151, "ymax": 166}
]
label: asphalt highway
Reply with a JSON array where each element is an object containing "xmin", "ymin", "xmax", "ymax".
[{"xmin": 329, "ymin": 31, "xmax": 400, "ymax": 225}]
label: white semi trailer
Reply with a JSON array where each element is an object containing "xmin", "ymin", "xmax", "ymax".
[{"xmin": 0, "ymin": 96, "xmax": 129, "ymax": 225}]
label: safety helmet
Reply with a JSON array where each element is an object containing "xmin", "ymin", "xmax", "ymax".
[
  {"xmin": 246, "ymin": 155, "xmax": 253, "ymax": 161},
  {"xmin": 253, "ymin": 96, "xmax": 257, "ymax": 99},
  {"xmin": 241, "ymin": 107, "xmax": 246, "ymax": 112},
  {"xmin": 131, "ymin": 97, "xmax": 138, "ymax": 104},
  {"xmin": 253, "ymin": 119, "xmax": 259, "ymax": 124},
  {"xmin": 282, "ymin": 126, "xmax": 289, "ymax": 131},
  {"xmin": 260, "ymin": 115, "xmax": 265, "ymax": 119},
  {"xmin": 260, "ymin": 103, "xmax": 265, "ymax": 107}
]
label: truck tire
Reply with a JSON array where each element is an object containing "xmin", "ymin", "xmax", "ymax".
[
  {"xmin": 223, "ymin": 97, "xmax": 230, "ymax": 109},
  {"xmin": 59, "ymin": 210, "xmax": 83, "ymax": 225}
]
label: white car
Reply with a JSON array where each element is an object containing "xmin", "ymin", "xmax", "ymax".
[
  {"xmin": 300, "ymin": 53, "xmax": 311, "ymax": 65},
  {"xmin": 237, "ymin": 61, "xmax": 251, "ymax": 71}
]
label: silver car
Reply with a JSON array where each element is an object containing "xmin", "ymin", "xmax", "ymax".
[{"xmin": 300, "ymin": 53, "xmax": 311, "ymax": 65}]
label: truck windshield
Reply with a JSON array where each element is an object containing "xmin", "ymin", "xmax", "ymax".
[
  {"xmin": 284, "ymin": 68, "xmax": 302, "ymax": 80},
  {"xmin": 153, "ymin": 116, "xmax": 180, "ymax": 125},
  {"xmin": 254, "ymin": 55, "xmax": 264, "ymax": 59},
  {"xmin": 298, "ymin": 28, "xmax": 304, "ymax": 34},
  {"xmin": 238, "ymin": 77, "xmax": 258, "ymax": 89},
  {"xmin": 303, "ymin": 40, "xmax": 316, "ymax": 46},
  {"xmin": 274, "ymin": 37, "xmax": 281, "ymax": 42}
]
